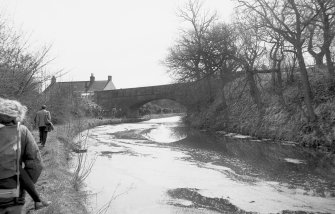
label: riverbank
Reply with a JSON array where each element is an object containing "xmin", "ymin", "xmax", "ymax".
[
  {"xmin": 142, "ymin": 112, "xmax": 186, "ymax": 120},
  {"xmin": 23, "ymin": 117, "xmax": 145, "ymax": 214},
  {"xmin": 185, "ymin": 71, "xmax": 335, "ymax": 153}
]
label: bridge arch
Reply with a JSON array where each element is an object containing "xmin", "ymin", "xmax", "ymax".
[
  {"xmin": 130, "ymin": 98, "xmax": 186, "ymax": 115},
  {"xmin": 129, "ymin": 97, "xmax": 185, "ymax": 110},
  {"xmin": 94, "ymin": 78, "xmax": 226, "ymax": 117}
]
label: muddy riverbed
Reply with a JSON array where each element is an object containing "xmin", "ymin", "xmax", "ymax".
[{"xmin": 79, "ymin": 116, "xmax": 335, "ymax": 214}]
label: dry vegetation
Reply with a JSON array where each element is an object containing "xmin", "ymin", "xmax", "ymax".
[
  {"xmin": 24, "ymin": 126, "xmax": 88, "ymax": 214},
  {"xmin": 23, "ymin": 117, "xmax": 145, "ymax": 214},
  {"xmin": 165, "ymin": 0, "xmax": 335, "ymax": 152},
  {"xmin": 186, "ymin": 68, "xmax": 335, "ymax": 152}
]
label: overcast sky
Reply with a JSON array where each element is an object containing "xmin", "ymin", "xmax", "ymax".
[{"xmin": 0, "ymin": 0, "xmax": 235, "ymax": 88}]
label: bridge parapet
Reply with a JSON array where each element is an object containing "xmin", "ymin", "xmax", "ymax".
[{"xmin": 94, "ymin": 77, "xmax": 227, "ymax": 116}]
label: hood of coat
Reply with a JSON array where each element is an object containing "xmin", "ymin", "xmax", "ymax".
[{"xmin": 0, "ymin": 97, "xmax": 27, "ymax": 123}]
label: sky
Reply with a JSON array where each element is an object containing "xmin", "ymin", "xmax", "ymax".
[{"xmin": 0, "ymin": 0, "xmax": 236, "ymax": 89}]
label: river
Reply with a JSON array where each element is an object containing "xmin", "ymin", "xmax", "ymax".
[{"xmin": 80, "ymin": 116, "xmax": 335, "ymax": 214}]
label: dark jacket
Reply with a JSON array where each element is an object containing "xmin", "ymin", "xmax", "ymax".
[
  {"xmin": 0, "ymin": 124, "xmax": 43, "ymax": 207},
  {"xmin": 34, "ymin": 109, "xmax": 51, "ymax": 127}
]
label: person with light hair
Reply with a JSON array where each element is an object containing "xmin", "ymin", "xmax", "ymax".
[{"xmin": 0, "ymin": 97, "xmax": 50, "ymax": 213}]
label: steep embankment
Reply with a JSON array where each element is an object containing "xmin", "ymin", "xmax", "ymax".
[{"xmin": 186, "ymin": 70, "xmax": 335, "ymax": 152}]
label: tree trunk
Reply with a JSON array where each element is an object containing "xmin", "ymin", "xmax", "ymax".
[
  {"xmin": 308, "ymin": 28, "xmax": 325, "ymax": 67},
  {"xmin": 206, "ymin": 76, "xmax": 214, "ymax": 103},
  {"xmin": 195, "ymin": 60, "xmax": 201, "ymax": 80},
  {"xmin": 286, "ymin": 53, "xmax": 297, "ymax": 84},
  {"xmin": 246, "ymin": 69, "xmax": 263, "ymax": 115},
  {"xmin": 296, "ymin": 48, "xmax": 316, "ymax": 121},
  {"xmin": 217, "ymin": 71, "xmax": 229, "ymax": 124},
  {"xmin": 325, "ymin": 49, "xmax": 335, "ymax": 78},
  {"xmin": 275, "ymin": 64, "xmax": 286, "ymax": 108},
  {"xmin": 314, "ymin": 53, "xmax": 324, "ymax": 67},
  {"xmin": 320, "ymin": 0, "xmax": 335, "ymax": 79},
  {"xmin": 271, "ymin": 70, "xmax": 276, "ymax": 87}
]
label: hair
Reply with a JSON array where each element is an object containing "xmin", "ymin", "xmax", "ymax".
[
  {"xmin": 41, "ymin": 105, "xmax": 46, "ymax": 109},
  {"xmin": 0, "ymin": 97, "xmax": 27, "ymax": 123}
]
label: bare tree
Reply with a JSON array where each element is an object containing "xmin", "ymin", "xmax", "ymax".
[
  {"xmin": 307, "ymin": 0, "xmax": 335, "ymax": 77},
  {"xmin": 237, "ymin": 0, "xmax": 317, "ymax": 121},
  {"xmin": 283, "ymin": 49, "xmax": 298, "ymax": 83},
  {"xmin": 316, "ymin": 0, "xmax": 335, "ymax": 76},
  {"xmin": 202, "ymin": 23, "xmax": 240, "ymax": 122},
  {"xmin": 164, "ymin": 0, "xmax": 243, "ymax": 123},
  {"xmin": 164, "ymin": 0, "xmax": 217, "ymax": 82},
  {"xmin": 0, "ymin": 21, "xmax": 54, "ymax": 100},
  {"xmin": 308, "ymin": 24, "xmax": 325, "ymax": 66},
  {"xmin": 164, "ymin": 39, "xmax": 202, "ymax": 82},
  {"xmin": 234, "ymin": 16, "xmax": 266, "ymax": 116},
  {"xmin": 269, "ymin": 36, "xmax": 286, "ymax": 107}
]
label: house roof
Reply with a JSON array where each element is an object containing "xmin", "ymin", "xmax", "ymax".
[
  {"xmin": 103, "ymin": 80, "xmax": 116, "ymax": 90},
  {"xmin": 53, "ymin": 81, "xmax": 90, "ymax": 92},
  {"xmin": 44, "ymin": 77, "xmax": 116, "ymax": 93},
  {"xmin": 89, "ymin": 81, "xmax": 109, "ymax": 91}
]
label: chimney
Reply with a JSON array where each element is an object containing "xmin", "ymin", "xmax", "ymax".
[
  {"xmin": 108, "ymin": 75, "xmax": 112, "ymax": 82},
  {"xmin": 90, "ymin": 73, "xmax": 95, "ymax": 83},
  {"xmin": 51, "ymin": 76, "xmax": 56, "ymax": 84}
]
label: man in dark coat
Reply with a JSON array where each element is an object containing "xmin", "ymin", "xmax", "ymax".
[{"xmin": 34, "ymin": 105, "xmax": 51, "ymax": 147}]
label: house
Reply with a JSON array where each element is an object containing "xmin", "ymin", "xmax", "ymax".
[{"xmin": 45, "ymin": 73, "xmax": 116, "ymax": 98}]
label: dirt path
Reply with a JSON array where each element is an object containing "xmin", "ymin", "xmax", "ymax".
[{"xmin": 24, "ymin": 126, "xmax": 87, "ymax": 214}]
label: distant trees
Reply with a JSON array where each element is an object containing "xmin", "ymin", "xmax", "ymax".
[
  {"xmin": 164, "ymin": 0, "xmax": 335, "ymax": 124},
  {"xmin": 164, "ymin": 0, "xmax": 241, "ymax": 122},
  {"xmin": 164, "ymin": 0, "xmax": 218, "ymax": 82},
  {"xmin": 139, "ymin": 99, "xmax": 186, "ymax": 116}
]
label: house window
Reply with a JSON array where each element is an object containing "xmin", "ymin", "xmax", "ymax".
[{"xmin": 81, "ymin": 92, "xmax": 91, "ymax": 98}]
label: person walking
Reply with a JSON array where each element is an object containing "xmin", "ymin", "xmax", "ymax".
[
  {"xmin": 0, "ymin": 97, "xmax": 47, "ymax": 214},
  {"xmin": 34, "ymin": 105, "xmax": 51, "ymax": 147}
]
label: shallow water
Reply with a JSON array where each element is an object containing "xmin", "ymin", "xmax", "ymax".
[{"xmin": 81, "ymin": 116, "xmax": 335, "ymax": 214}]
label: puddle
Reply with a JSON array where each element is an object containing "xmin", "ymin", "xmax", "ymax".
[{"xmin": 284, "ymin": 158, "xmax": 305, "ymax": 164}]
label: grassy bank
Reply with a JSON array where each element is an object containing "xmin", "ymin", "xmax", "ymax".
[
  {"xmin": 23, "ymin": 125, "xmax": 88, "ymax": 214},
  {"xmin": 185, "ymin": 70, "xmax": 335, "ymax": 153},
  {"xmin": 23, "ymin": 117, "xmax": 145, "ymax": 214}
]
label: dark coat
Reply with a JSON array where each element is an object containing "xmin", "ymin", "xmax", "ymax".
[{"xmin": 34, "ymin": 109, "xmax": 51, "ymax": 127}]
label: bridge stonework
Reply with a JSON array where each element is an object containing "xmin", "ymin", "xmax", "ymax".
[{"xmin": 94, "ymin": 79, "xmax": 218, "ymax": 116}]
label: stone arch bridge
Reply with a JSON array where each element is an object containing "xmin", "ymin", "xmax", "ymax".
[{"xmin": 94, "ymin": 77, "xmax": 235, "ymax": 116}]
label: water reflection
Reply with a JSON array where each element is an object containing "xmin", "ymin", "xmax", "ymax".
[{"xmin": 83, "ymin": 116, "xmax": 335, "ymax": 214}]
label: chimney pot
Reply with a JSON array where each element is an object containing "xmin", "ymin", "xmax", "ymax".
[
  {"xmin": 108, "ymin": 75, "xmax": 112, "ymax": 81},
  {"xmin": 51, "ymin": 76, "xmax": 56, "ymax": 84},
  {"xmin": 90, "ymin": 73, "xmax": 95, "ymax": 83}
]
